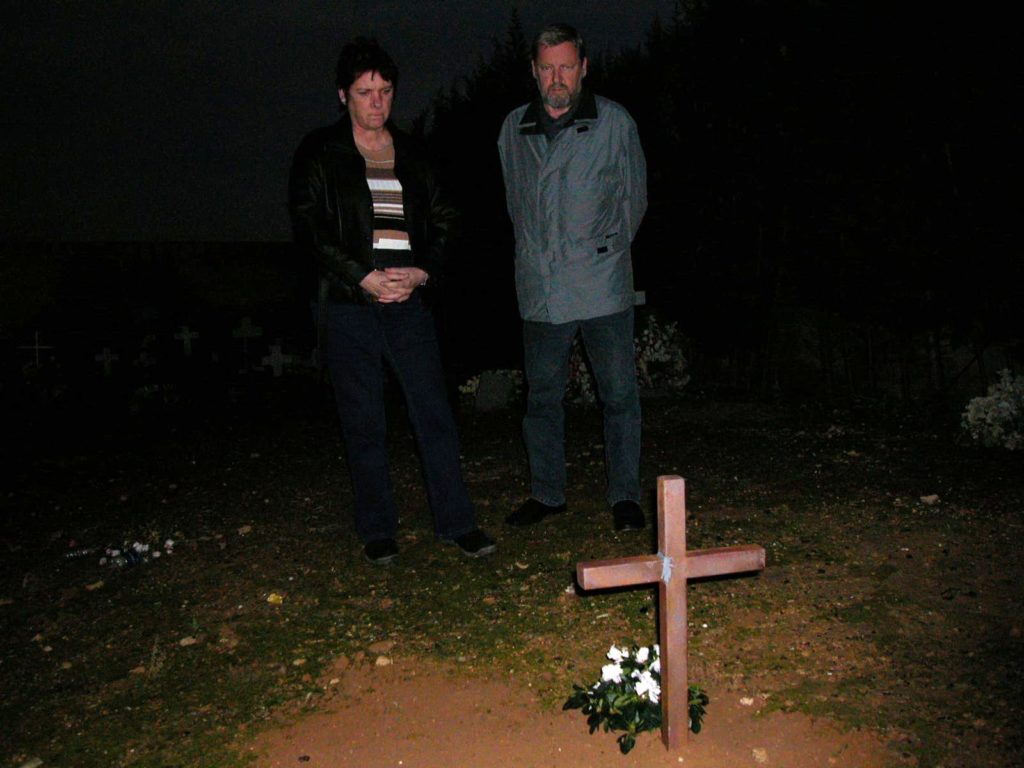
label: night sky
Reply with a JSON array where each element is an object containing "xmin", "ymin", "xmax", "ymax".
[{"xmin": 1, "ymin": 1, "xmax": 674, "ymax": 242}]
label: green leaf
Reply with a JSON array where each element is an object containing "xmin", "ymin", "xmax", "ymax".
[
  {"xmin": 688, "ymin": 684, "xmax": 709, "ymax": 733},
  {"xmin": 617, "ymin": 733, "xmax": 636, "ymax": 754},
  {"xmin": 564, "ymin": 689, "xmax": 589, "ymax": 710}
]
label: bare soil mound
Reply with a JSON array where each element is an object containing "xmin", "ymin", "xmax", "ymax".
[{"xmin": 248, "ymin": 659, "xmax": 889, "ymax": 767}]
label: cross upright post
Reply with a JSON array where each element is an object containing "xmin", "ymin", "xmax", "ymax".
[{"xmin": 576, "ymin": 475, "xmax": 765, "ymax": 750}]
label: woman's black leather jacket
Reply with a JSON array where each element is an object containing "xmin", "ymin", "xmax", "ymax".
[{"xmin": 289, "ymin": 119, "xmax": 457, "ymax": 304}]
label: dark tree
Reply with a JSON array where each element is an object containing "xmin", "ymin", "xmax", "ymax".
[{"xmin": 425, "ymin": 3, "xmax": 1020, "ymax": 403}]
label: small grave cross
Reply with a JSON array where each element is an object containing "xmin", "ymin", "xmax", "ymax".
[
  {"xmin": 18, "ymin": 331, "xmax": 55, "ymax": 367},
  {"xmin": 136, "ymin": 334, "xmax": 157, "ymax": 369},
  {"xmin": 261, "ymin": 344, "xmax": 294, "ymax": 377},
  {"xmin": 174, "ymin": 326, "xmax": 200, "ymax": 358},
  {"xmin": 94, "ymin": 347, "xmax": 120, "ymax": 377},
  {"xmin": 576, "ymin": 475, "xmax": 765, "ymax": 750},
  {"xmin": 233, "ymin": 316, "xmax": 263, "ymax": 369}
]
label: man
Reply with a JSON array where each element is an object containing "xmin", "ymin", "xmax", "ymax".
[
  {"xmin": 498, "ymin": 23, "xmax": 648, "ymax": 532},
  {"xmin": 290, "ymin": 37, "xmax": 495, "ymax": 563}
]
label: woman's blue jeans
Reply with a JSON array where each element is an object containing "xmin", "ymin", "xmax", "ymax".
[
  {"xmin": 325, "ymin": 295, "xmax": 476, "ymax": 544},
  {"xmin": 522, "ymin": 307, "xmax": 642, "ymax": 508}
]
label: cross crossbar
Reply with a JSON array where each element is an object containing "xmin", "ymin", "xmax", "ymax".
[{"xmin": 578, "ymin": 545, "xmax": 765, "ymax": 590}]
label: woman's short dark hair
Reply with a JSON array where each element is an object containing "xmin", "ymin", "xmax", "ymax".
[
  {"xmin": 335, "ymin": 36, "xmax": 399, "ymax": 93},
  {"xmin": 531, "ymin": 23, "xmax": 586, "ymax": 62}
]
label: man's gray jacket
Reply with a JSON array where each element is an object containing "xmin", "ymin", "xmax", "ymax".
[{"xmin": 498, "ymin": 90, "xmax": 647, "ymax": 324}]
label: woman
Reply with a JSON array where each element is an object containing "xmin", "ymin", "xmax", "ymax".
[{"xmin": 289, "ymin": 37, "xmax": 494, "ymax": 564}]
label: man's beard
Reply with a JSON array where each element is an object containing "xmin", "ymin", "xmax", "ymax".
[{"xmin": 542, "ymin": 84, "xmax": 577, "ymax": 111}]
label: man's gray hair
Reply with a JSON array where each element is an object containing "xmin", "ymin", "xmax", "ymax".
[{"xmin": 531, "ymin": 23, "xmax": 586, "ymax": 62}]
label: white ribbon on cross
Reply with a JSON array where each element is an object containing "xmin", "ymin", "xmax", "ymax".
[{"xmin": 657, "ymin": 550, "xmax": 673, "ymax": 583}]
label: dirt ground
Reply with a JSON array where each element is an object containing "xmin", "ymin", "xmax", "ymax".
[
  {"xmin": 247, "ymin": 658, "xmax": 889, "ymax": 767},
  {"xmin": 3, "ymin": 391, "xmax": 1023, "ymax": 767}
]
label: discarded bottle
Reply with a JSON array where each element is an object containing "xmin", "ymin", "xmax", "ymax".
[{"xmin": 63, "ymin": 547, "xmax": 98, "ymax": 559}]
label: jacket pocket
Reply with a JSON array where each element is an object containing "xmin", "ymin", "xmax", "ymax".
[{"xmin": 575, "ymin": 230, "xmax": 626, "ymax": 260}]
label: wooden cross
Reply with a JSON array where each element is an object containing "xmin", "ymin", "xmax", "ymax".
[
  {"xmin": 18, "ymin": 331, "xmax": 55, "ymax": 367},
  {"xmin": 94, "ymin": 347, "xmax": 120, "ymax": 377},
  {"xmin": 576, "ymin": 475, "xmax": 766, "ymax": 750},
  {"xmin": 174, "ymin": 326, "xmax": 200, "ymax": 358}
]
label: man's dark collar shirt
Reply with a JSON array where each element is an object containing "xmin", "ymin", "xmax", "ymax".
[{"xmin": 537, "ymin": 90, "xmax": 588, "ymax": 140}]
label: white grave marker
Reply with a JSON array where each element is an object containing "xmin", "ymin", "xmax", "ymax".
[
  {"xmin": 18, "ymin": 331, "xmax": 55, "ymax": 367},
  {"xmin": 261, "ymin": 344, "xmax": 294, "ymax": 377},
  {"xmin": 94, "ymin": 347, "xmax": 120, "ymax": 377},
  {"xmin": 174, "ymin": 326, "xmax": 200, "ymax": 358},
  {"xmin": 233, "ymin": 317, "xmax": 263, "ymax": 370}
]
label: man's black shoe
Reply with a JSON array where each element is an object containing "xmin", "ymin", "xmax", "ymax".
[
  {"xmin": 446, "ymin": 528, "xmax": 497, "ymax": 558},
  {"xmin": 364, "ymin": 537, "xmax": 398, "ymax": 565},
  {"xmin": 612, "ymin": 500, "xmax": 645, "ymax": 532},
  {"xmin": 505, "ymin": 498, "xmax": 567, "ymax": 527}
]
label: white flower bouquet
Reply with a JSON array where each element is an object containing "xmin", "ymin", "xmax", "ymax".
[{"xmin": 564, "ymin": 643, "xmax": 708, "ymax": 753}]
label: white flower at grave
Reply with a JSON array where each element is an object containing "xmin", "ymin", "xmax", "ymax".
[
  {"xmin": 633, "ymin": 669, "xmax": 660, "ymax": 704},
  {"xmin": 601, "ymin": 663, "xmax": 624, "ymax": 683},
  {"xmin": 566, "ymin": 641, "xmax": 708, "ymax": 753}
]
